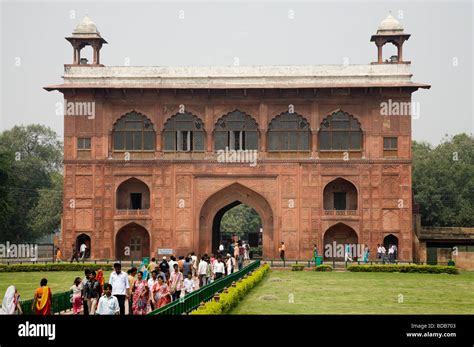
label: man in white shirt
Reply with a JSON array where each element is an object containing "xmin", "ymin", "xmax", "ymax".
[
  {"xmin": 388, "ymin": 245, "xmax": 395, "ymax": 263},
  {"xmin": 108, "ymin": 263, "xmax": 130, "ymax": 315},
  {"xmin": 198, "ymin": 256, "xmax": 208, "ymax": 288},
  {"xmin": 96, "ymin": 284, "xmax": 119, "ymax": 315},
  {"xmin": 226, "ymin": 254, "xmax": 234, "ymax": 275},
  {"xmin": 183, "ymin": 272, "xmax": 195, "ymax": 295},
  {"xmin": 190, "ymin": 252, "xmax": 198, "ymax": 277},
  {"xmin": 214, "ymin": 256, "xmax": 225, "ymax": 279},
  {"xmin": 80, "ymin": 243, "xmax": 87, "ymax": 259},
  {"xmin": 168, "ymin": 256, "xmax": 177, "ymax": 277}
]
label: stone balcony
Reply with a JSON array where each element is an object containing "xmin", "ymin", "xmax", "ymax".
[
  {"xmin": 114, "ymin": 209, "xmax": 151, "ymax": 220},
  {"xmin": 322, "ymin": 209, "xmax": 359, "ymax": 220}
]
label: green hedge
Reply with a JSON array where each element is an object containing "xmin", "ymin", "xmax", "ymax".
[
  {"xmin": 347, "ymin": 264, "xmax": 459, "ymax": 274},
  {"xmin": 0, "ymin": 263, "xmax": 113, "ymax": 272},
  {"xmin": 291, "ymin": 264, "xmax": 305, "ymax": 271},
  {"xmin": 190, "ymin": 264, "xmax": 269, "ymax": 315},
  {"xmin": 315, "ymin": 264, "xmax": 333, "ymax": 272}
]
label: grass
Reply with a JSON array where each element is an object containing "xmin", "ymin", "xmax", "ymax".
[
  {"xmin": 230, "ymin": 269, "xmax": 474, "ymax": 314},
  {"xmin": 0, "ymin": 271, "xmax": 112, "ymax": 301}
]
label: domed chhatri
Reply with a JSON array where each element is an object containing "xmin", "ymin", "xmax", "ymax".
[
  {"xmin": 66, "ymin": 15, "xmax": 107, "ymax": 65},
  {"xmin": 370, "ymin": 12, "xmax": 411, "ymax": 64},
  {"xmin": 377, "ymin": 13, "xmax": 404, "ymax": 34},
  {"xmin": 73, "ymin": 15, "xmax": 100, "ymax": 36}
]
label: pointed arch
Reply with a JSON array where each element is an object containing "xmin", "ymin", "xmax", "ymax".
[
  {"xmin": 323, "ymin": 222, "xmax": 359, "ymax": 260},
  {"xmin": 323, "ymin": 177, "xmax": 358, "ymax": 210},
  {"xmin": 198, "ymin": 183, "xmax": 273, "ymax": 257},
  {"xmin": 115, "ymin": 222, "xmax": 150, "ymax": 260},
  {"xmin": 116, "ymin": 177, "xmax": 150, "ymax": 209}
]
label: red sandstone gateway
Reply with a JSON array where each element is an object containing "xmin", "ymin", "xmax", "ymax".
[{"xmin": 45, "ymin": 14, "xmax": 429, "ymax": 261}]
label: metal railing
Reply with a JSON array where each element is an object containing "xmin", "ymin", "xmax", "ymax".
[
  {"xmin": 148, "ymin": 260, "xmax": 261, "ymax": 315},
  {"xmin": 20, "ymin": 290, "xmax": 72, "ymax": 315}
]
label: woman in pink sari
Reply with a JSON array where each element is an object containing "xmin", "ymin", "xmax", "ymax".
[
  {"xmin": 131, "ymin": 271, "xmax": 149, "ymax": 315},
  {"xmin": 151, "ymin": 275, "xmax": 171, "ymax": 309}
]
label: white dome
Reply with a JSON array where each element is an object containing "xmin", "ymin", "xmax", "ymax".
[
  {"xmin": 73, "ymin": 16, "xmax": 100, "ymax": 35},
  {"xmin": 378, "ymin": 13, "xmax": 404, "ymax": 32}
]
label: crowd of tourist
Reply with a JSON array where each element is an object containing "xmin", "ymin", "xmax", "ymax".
[{"xmin": 0, "ymin": 240, "xmax": 250, "ymax": 316}]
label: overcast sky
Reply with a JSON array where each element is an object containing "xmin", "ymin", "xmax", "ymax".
[{"xmin": 1, "ymin": 0, "xmax": 472, "ymax": 145}]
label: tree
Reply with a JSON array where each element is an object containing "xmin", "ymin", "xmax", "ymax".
[
  {"xmin": 412, "ymin": 133, "xmax": 474, "ymax": 227},
  {"xmin": 220, "ymin": 204, "xmax": 262, "ymax": 236},
  {"xmin": 0, "ymin": 125, "xmax": 63, "ymax": 242}
]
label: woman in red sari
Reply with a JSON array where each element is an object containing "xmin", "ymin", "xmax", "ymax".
[
  {"xmin": 33, "ymin": 278, "xmax": 52, "ymax": 315},
  {"xmin": 131, "ymin": 271, "xmax": 149, "ymax": 315},
  {"xmin": 151, "ymin": 275, "xmax": 171, "ymax": 309}
]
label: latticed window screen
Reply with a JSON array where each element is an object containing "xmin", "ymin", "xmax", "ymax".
[
  {"xmin": 214, "ymin": 110, "xmax": 259, "ymax": 151},
  {"xmin": 319, "ymin": 110, "xmax": 362, "ymax": 151},
  {"xmin": 267, "ymin": 112, "xmax": 311, "ymax": 151},
  {"xmin": 163, "ymin": 112, "xmax": 206, "ymax": 152},
  {"xmin": 112, "ymin": 111, "xmax": 155, "ymax": 151}
]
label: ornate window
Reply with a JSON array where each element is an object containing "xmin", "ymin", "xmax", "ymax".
[
  {"xmin": 112, "ymin": 111, "xmax": 155, "ymax": 151},
  {"xmin": 163, "ymin": 112, "xmax": 205, "ymax": 152},
  {"xmin": 214, "ymin": 110, "xmax": 258, "ymax": 151},
  {"xmin": 268, "ymin": 112, "xmax": 311, "ymax": 151},
  {"xmin": 319, "ymin": 110, "xmax": 362, "ymax": 151}
]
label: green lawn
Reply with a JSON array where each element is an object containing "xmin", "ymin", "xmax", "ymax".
[
  {"xmin": 230, "ymin": 270, "xmax": 474, "ymax": 314},
  {"xmin": 0, "ymin": 271, "xmax": 112, "ymax": 301}
]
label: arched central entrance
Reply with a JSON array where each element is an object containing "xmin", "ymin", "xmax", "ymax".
[
  {"xmin": 115, "ymin": 223, "xmax": 150, "ymax": 260},
  {"xmin": 215, "ymin": 202, "xmax": 262, "ymax": 258},
  {"xmin": 198, "ymin": 183, "xmax": 274, "ymax": 258}
]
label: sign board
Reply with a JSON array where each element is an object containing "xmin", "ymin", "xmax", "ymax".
[{"xmin": 157, "ymin": 248, "xmax": 174, "ymax": 255}]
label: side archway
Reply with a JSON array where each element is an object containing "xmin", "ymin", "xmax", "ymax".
[
  {"xmin": 323, "ymin": 223, "xmax": 359, "ymax": 260},
  {"xmin": 115, "ymin": 222, "xmax": 150, "ymax": 260}
]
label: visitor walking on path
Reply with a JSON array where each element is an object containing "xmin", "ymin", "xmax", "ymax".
[
  {"xmin": 109, "ymin": 263, "xmax": 130, "ymax": 315},
  {"xmin": 81, "ymin": 269, "xmax": 91, "ymax": 315},
  {"xmin": 33, "ymin": 278, "xmax": 52, "ymax": 315},
  {"xmin": 226, "ymin": 254, "xmax": 235, "ymax": 275},
  {"xmin": 84, "ymin": 271, "xmax": 100, "ymax": 315},
  {"xmin": 70, "ymin": 243, "xmax": 79, "ymax": 263},
  {"xmin": 131, "ymin": 271, "xmax": 149, "ymax": 315},
  {"xmin": 70, "ymin": 277, "xmax": 82, "ymax": 315},
  {"xmin": 151, "ymin": 276, "xmax": 171, "ymax": 309},
  {"xmin": 237, "ymin": 241, "xmax": 245, "ymax": 270},
  {"xmin": 169, "ymin": 264, "xmax": 184, "ymax": 302},
  {"xmin": 183, "ymin": 272, "xmax": 195, "ymax": 295},
  {"xmin": 147, "ymin": 270, "xmax": 158, "ymax": 310},
  {"xmin": 344, "ymin": 244, "xmax": 353, "ymax": 262},
  {"xmin": 79, "ymin": 242, "xmax": 87, "ymax": 260},
  {"xmin": 96, "ymin": 284, "xmax": 119, "ymax": 315},
  {"xmin": 279, "ymin": 242, "xmax": 286, "ymax": 262},
  {"xmin": 159, "ymin": 257, "xmax": 170, "ymax": 281},
  {"xmin": 198, "ymin": 256, "xmax": 208, "ymax": 287},
  {"xmin": 213, "ymin": 256, "xmax": 225, "ymax": 279},
  {"xmin": 363, "ymin": 245, "xmax": 369, "ymax": 263},
  {"xmin": 1, "ymin": 285, "xmax": 22, "ymax": 315}
]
